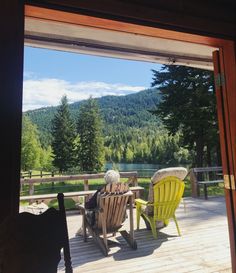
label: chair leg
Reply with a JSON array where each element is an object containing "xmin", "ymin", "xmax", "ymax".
[
  {"xmin": 79, "ymin": 207, "xmax": 87, "ymax": 242},
  {"xmin": 136, "ymin": 205, "xmax": 141, "ymax": 230},
  {"xmin": 173, "ymin": 215, "xmax": 181, "ymax": 236},
  {"xmin": 88, "ymin": 226, "xmax": 108, "ymax": 256},
  {"xmin": 82, "ymin": 213, "xmax": 87, "ymax": 242},
  {"xmin": 120, "ymin": 230, "xmax": 137, "ymax": 250},
  {"xmin": 101, "ymin": 212, "xmax": 108, "ymax": 251},
  {"xmin": 149, "ymin": 219, "xmax": 157, "ymax": 239}
]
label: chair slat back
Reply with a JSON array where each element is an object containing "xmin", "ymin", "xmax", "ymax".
[
  {"xmin": 0, "ymin": 193, "xmax": 72, "ymax": 273},
  {"xmin": 153, "ymin": 176, "xmax": 185, "ymax": 220},
  {"xmin": 96, "ymin": 183, "xmax": 130, "ymax": 231}
]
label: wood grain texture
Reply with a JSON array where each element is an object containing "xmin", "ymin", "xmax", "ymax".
[
  {"xmin": 213, "ymin": 49, "xmax": 236, "ymax": 273},
  {"xmin": 59, "ymin": 197, "xmax": 231, "ymax": 273},
  {"xmin": 25, "ymin": 0, "xmax": 236, "ymax": 39}
]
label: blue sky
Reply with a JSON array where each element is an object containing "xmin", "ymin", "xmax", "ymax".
[{"xmin": 23, "ymin": 46, "xmax": 162, "ymax": 111}]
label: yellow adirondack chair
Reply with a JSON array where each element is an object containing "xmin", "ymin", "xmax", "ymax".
[{"xmin": 135, "ymin": 176, "xmax": 185, "ymax": 239}]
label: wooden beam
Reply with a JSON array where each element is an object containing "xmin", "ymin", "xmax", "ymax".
[
  {"xmin": 24, "ymin": 5, "xmax": 231, "ymax": 49},
  {"xmin": 25, "ymin": 0, "xmax": 236, "ymax": 39}
]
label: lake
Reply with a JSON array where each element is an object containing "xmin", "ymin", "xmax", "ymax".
[{"xmin": 104, "ymin": 163, "xmax": 189, "ymax": 177}]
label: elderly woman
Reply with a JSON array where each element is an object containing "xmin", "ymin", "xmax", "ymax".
[
  {"xmin": 77, "ymin": 170, "xmax": 120, "ymax": 235},
  {"xmin": 85, "ymin": 170, "xmax": 120, "ymax": 209},
  {"xmin": 84, "ymin": 170, "xmax": 120, "ymax": 226},
  {"xmin": 144, "ymin": 167, "xmax": 187, "ymax": 229}
]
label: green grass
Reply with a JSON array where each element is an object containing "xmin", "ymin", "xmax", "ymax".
[
  {"xmin": 20, "ymin": 177, "xmax": 225, "ymax": 210},
  {"xmin": 48, "ymin": 198, "xmax": 76, "ymax": 210}
]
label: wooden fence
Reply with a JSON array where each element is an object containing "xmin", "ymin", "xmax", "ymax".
[
  {"xmin": 20, "ymin": 171, "xmax": 138, "ymax": 197},
  {"xmin": 20, "ymin": 170, "xmax": 56, "ymax": 179}
]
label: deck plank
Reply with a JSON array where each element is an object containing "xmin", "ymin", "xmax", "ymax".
[{"xmin": 59, "ymin": 197, "xmax": 231, "ymax": 273}]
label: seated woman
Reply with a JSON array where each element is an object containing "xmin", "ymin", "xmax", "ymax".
[
  {"xmin": 85, "ymin": 169, "xmax": 120, "ymax": 210},
  {"xmin": 80, "ymin": 170, "xmax": 120, "ymax": 228},
  {"xmin": 144, "ymin": 167, "xmax": 187, "ymax": 229}
]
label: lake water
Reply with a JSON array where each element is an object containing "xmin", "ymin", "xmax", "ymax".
[{"xmin": 104, "ymin": 163, "xmax": 188, "ymax": 177}]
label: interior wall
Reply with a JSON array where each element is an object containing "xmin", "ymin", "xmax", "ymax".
[{"xmin": 0, "ymin": 0, "xmax": 24, "ymax": 223}]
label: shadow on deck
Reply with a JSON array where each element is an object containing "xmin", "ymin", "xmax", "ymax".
[{"xmin": 59, "ymin": 197, "xmax": 231, "ymax": 273}]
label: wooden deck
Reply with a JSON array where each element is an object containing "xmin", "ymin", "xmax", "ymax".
[{"xmin": 59, "ymin": 197, "xmax": 231, "ymax": 273}]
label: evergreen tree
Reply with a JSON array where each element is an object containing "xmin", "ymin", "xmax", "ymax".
[
  {"xmin": 40, "ymin": 146, "xmax": 53, "ymax": 171},
  {"xmin": 77, "ymin": 97, "xmax": 104, "ymax": 172},
  {"xmin": 51, "ymin": 96, "xmax": 77, "ymax": 172},
  {"xmin": 151, "ymin": 65, "xmax": 219, "ymax": 167},
  {"xmin": 21, "ymin": 116, "xmax": 42, "ymax": 171}
]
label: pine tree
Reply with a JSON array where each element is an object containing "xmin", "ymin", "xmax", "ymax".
[
  {"xmin": 51, "ymin": 96, "xmax": 77, "ymax": 172},
  {"xmin": 77, "ymin": 98, "xmax": 104, "ymax": 172},
  {"xmin": 151, "ymin": 65, "xmax": 219, "ymax": 167}
]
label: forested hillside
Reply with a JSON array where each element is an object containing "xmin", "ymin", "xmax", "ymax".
[
  {"xmin": 24, "ymin": 88, "xmax": 190, "ymax": 166},
  {"xmin": 22, "ymin": 66, "xmax": 219, "ymax": 171},
  {"xmin": 25, "ymin": 88, "xmax": 161, "ymax": 146}
]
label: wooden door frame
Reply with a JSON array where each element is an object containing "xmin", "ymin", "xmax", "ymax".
[
  {"xmin": 24, "ymin": 6, "xmax": 236, "ymax": 271},
  {"xmin": 2, "ymin": 3, "xmax": 235, "ymax": 271}
]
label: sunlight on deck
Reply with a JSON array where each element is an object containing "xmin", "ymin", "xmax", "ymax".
[{"xmin": 59, "ymin": 197, "xmax": 231, "ymax": 273}]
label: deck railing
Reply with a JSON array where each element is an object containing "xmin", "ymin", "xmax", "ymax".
[{"xmin": 20, "ymin": 171, "xmax": 138, "ymax": 196}]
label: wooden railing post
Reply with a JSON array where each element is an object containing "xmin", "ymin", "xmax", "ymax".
[
  {"xmin": 190, "ymin": 169, "xmax": 198, "ymax": 198},
  {"xmin": 51, "ymin": 170, "xmax": 55, "ymax": 188},
  {"xmin": 133, "ymin": 174, "xmax": 139, "ymax": 198},
  {"xmin": 29, "ymin": 181, "xmax": 35, "ymax": 204},
  {"xmin": 133, "ymin": 173, "xmax": 138, "ymax": 187},
  {"xmin": 84, "ymin": 179, "xmax": 89, "ymax": 202}
]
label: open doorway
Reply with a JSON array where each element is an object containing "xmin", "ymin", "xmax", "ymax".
[{"xmin": 20, "ymin": 5, "xmax": 236, "ymax": 270}]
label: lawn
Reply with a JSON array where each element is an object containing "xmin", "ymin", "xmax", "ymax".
[{"xmin": 20, "ymin": 177, "xmax": 225, "ymax": 210}]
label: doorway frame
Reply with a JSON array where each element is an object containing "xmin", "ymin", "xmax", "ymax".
[
  {"xmin": 1, "ymin": 2, "xmax": 235, "ymax": 271},
  {"xmin": 24, "ymin": 6, "xmax": 236, "ymax": 271}
]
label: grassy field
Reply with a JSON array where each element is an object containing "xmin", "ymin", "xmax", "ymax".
[{"xmin": 20, "ymin": 177, "xmax": 225, "ymax": 210}]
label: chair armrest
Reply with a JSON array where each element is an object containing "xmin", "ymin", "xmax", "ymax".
[
  {"xmin": 87, "ymin": 207, "xmax": 103, "ymax": 213},
  {"xmin": 76, "ymin": 204, "xmax": 84, "ymax": 210},
  {"xmin": 135, "ymin": 199, "xmax": 148, "ymax": 206},
  {"xmin": 76, "ymin": 203, "xmax": 103, "ymax": 213}
]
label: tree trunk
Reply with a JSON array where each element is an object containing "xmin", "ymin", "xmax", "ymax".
[
  {"xmin": 195, "ymin": 138, "xmax": 204, "ymax": 182},
  {"xmin": 206, "ymin": 144, "xmax": 212, "ymax": 166},
  {"xmin": 195, "ymin": 139, "xmax": 204, "ymax": 167}
]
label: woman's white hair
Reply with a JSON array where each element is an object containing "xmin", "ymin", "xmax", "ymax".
[{"xmin": 104, "ymin": 170, "xmax": 120, "ymax": 184}]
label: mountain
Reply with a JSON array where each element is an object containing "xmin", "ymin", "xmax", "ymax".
[{"xmin": 25, "ymin": 88, "xmax": 162, "ymax": 145}]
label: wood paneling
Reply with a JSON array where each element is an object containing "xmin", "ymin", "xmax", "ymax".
[
  {"xmin": 0, "ymin": 1, "xmax": 24, "ymax": 223},
  {"xmin": 25, "ymin": 0, "xmax": 236, "ymax": 39},
  {"xmin": 25, "ymin": 5, "xmax": 229, "ymax": 48}
]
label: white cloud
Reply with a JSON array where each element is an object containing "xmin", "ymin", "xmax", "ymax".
[
  {"xmin": 23, "ymin": 78, "xmax": 146, "ymax": 111},
  {"xmin": 23, "ymin": 71, "xmax": 38, "ymax": 80}
]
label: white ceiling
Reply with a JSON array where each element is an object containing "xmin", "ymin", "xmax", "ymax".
[{"xmin": 25, "ymin": 17, "xmax": 217, "ymax": 70}]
